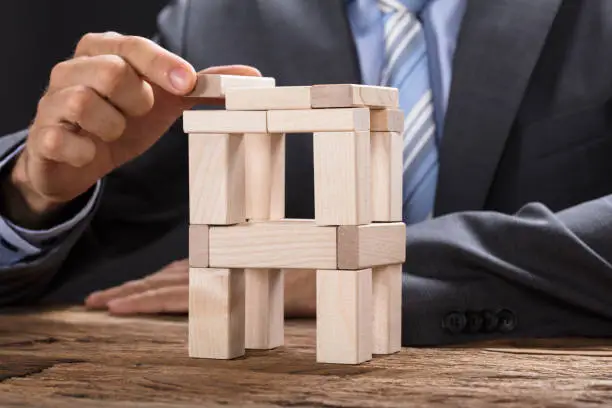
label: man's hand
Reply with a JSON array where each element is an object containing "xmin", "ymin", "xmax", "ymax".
[
  {"xmin": 85, "ymin": 259, "xmax": 189, "ymax": 315},
  {"xmin": 2, "ymin": 32, "xmax": 260, "ymax": 228},
  {"xmin": 85, "ymin": 260, "xmax": 317, "ymax": 318}
]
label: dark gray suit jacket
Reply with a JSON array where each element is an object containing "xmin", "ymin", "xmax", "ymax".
[{"xmin": 1, "ymin": 0, "xmax": 612, "ymax": 346}]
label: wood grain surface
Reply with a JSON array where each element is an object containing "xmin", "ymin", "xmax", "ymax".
[{"xmin": 1, "ymin": 308, "xmax": 612, "ymax": 407}]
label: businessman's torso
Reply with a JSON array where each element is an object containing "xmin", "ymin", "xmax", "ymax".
[{"xmin": 43, "ymin": 0, "xmax": 612, "ymax": 302}]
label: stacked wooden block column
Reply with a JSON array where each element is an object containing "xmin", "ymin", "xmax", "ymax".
[{"xmin": 185, "ymin": 74, "xmax": 406, "ymax": 364}]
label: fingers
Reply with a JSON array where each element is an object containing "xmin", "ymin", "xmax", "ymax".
[
  {"xmin": 107, "ymin": 286, "xmax": 188, "ymax": 315},
  {"xmin": 37, "ymin": 85, "xmax": 126, "ymax": 142},
  {"xmin": 85, "ymin": 268, "xmax": 188, "ymax": 309},
  {"xmin": 49, "ymin": 55, "xmax": 154, "ymax": 117},
  {"xmin": 29, "ymin": 126, "xmax": 96, "ymax": 168},
  {"xmin": 199, "ymin": 64, "xmax": 262, "ymax": 77},
  {"xmin": 75, "ymin": 32, "xmax": 196, "ymax": 95}
]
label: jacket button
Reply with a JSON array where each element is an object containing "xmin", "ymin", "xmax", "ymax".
[
  {"xmin": 497, "ymin": 309, "xmax": 517, "ymax": 333},
  {"xmin": 465, "ymin": 311, "xmax": 484, "ymax": 333},
  {"xmin": 482, "ymin": 310, "xmax": 499, "ymax": 333},
  {"xmin": 442, "ymin": 312, "xmax": 467, "ymax": 334}
]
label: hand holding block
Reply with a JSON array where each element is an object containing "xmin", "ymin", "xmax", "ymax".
[
  {"xmin": 187, "ymin": 73, "xmax": 275, "ymax": 98},
  {"xmin": 311, "ymin": 84, "xmax": 399, "ymax": 109}
]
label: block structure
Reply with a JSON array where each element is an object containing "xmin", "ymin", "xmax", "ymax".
[{"xmin": 185, "ymin": 77, "xmax": 406, "ymax": 364}]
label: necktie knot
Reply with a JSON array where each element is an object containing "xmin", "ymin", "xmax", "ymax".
[{"xmin": 377, "ymin": 0, "xmax": 429, "ymax": 15}]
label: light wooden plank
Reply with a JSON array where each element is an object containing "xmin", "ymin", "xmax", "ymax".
[
  {"xmin": 371, "ymin": 132, "xmax": 403, "ymax": 222},
  {"xmin": 316, "ymin": 268, "xmax": 372, "ymax": 364},
  {"xmin": 226, "ymin": 86, "xmax": 311, "ymax": 110},
  {"xmin": 372, "ymin": 264, "xmax": 402, "ymax": 355},
  {"xmin": 311, "ymin": 84, "xmax": 399, "ymax": 109},
  {"xmin": 371, "ymin": 109, "xmax": 404, "ymax": 132},
  {"xmin": 183, "ymin": 111, "xmax": 268, "ymax": 133},
  {"xmin": 245, "ymin": 133, "xmax": 285, "ymax": 221},
  {"xmin": 188, "ymin": 225, "xmax": 209, "ymax": 267},
  {"xmin": 337, "ymin": 222, "xmax": 406, "ymax": 270},
  {"xmin": 314, "ymin": 131, "xmax": 371, "ymax": 226},
  {"xmin": 189, "ymin": 268, "xmax": 245, "ymax": 359},
  {"xmin": 267, "ymin": 108, "xmax": 370, "ymax": 133},
  {"xmin": 245, "ymin": 269, "xmax": 284, "ymax": 350},
  {"xmin": 209, "ymin": 220, "xmax": 337, "ymax": 269},
  {"xmin": 189, "ymin": 133, "xmax": 245, "ymax": 225},
  {"xmin": 187, "ymin": 73, "xmax": 275, "ymax": 98}
]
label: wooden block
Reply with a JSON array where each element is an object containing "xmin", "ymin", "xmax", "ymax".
[
  {"xmin": 245, "ymin": 269, "xmax": 284, "ymax": 349},
  {"xmin": 189, "ymin": 225, "xmax": 209, "ymax": 267},
  {"xmin": 183, "ymin": 111, "xmax": 268, "ymax": 133},
  {"xmin": 311, "ymin": 84, "xmax": 399, "ymax": 109},
  {"xmin": 245, "ymin": 133, "xmax": 285, "ymax": 221},
  {"xmin": 267, "ymin": 108, "xmax": 370, "ymax": 133},
  {"xmin": 371, "ymin": 132, "xmax": 403, "ymax": 222},
  {"xmin": 187, "ymin": 73, "xmax": 275, "ymax": 98},
  {"xmin": 371, "ymin": 109, "xmax": 404, "ymax": 132},
  {"xmin": 316, "ymin": 269, "xmax": 372, "ymax": 364},
  {"xmin": 226, "ymin": 86, "xmax": 311, "ymax": 110},
  {"xmin": 372, "ymin": 264, "xmax": 402, "ymax": 355},
  {"xmin": 189, "ymin": 133, "xmax": 245, "ymax": 225},
  {"xmin": 337, "ymin": 223, "xmax": 406, "ymax": 270},
  {"xmin": 189, "ymin": 268, "xmax": 245, "ymax": 359},
  {"xmin": 209, "ymin": 220, "xmax": 337, "ymax": 269},
  {"xmin": 314, "ymin": 131, "xmax": 371, "ymax": 226}
]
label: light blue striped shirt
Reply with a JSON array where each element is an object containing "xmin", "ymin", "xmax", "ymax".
[{"xmin": 346, "ymin": 0, "xmax": 466, "ymax": 135}]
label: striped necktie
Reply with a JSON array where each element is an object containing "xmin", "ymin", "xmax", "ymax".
[{"xmin": 378, "ymin": 0, "xmax": 437, "ymax": 224}]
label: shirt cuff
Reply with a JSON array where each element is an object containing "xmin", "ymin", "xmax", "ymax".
[{"xmin": 0, "ymin": 142, "xmax": 101, "ymax": 250}]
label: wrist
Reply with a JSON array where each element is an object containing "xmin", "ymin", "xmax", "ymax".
[{"xmin": 1, "ymin": 152, "xmax": 65, "ymax": 229}]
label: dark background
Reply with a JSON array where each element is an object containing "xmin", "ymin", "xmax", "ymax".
[{"xmin": 0, "ymin": 0, "xmax": 169, "ymax": 136}]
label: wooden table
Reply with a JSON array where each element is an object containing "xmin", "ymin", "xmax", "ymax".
[{"xmin": 1, "ymin": 308, "xmax": 612, "ymax": 407}]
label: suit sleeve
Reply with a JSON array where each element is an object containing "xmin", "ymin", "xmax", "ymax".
[
  {"xmin": 0, "ymin": 0, "xmax": 190, "ymax": 307},
  {"xmin": 401, "ymin": 196, "xmax": 612, "ymax": 346}
]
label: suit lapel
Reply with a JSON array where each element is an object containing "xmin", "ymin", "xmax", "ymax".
[{"xmin": 435, "ymin": 0, "xmax": 562, "ymax": 215}]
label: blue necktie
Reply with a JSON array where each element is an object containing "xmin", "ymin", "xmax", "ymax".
[{"xmin": 378, "ymin": 0, "xmax": 438, "ymax": 224}]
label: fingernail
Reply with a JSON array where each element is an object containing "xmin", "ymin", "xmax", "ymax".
[{"xmin": 169, "ymin": 67, "xmax": 191, "ymax": 92}]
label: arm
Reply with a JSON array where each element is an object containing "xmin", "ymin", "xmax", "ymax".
[{"xmin": 402, "ymin": 196, "xmax": 612, "ymax": 346}]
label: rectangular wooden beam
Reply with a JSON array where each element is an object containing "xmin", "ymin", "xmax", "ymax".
[
  {"xmin": 371, "ymin": 132, "xmax": 403, "ymax": 222},
  {"xmin": 311, "ymin": 84, "xmax": 399, "ymax": 109},
  {"xmin": 314, "ymin": 131, "xmax": 371, "ymax": 226},
  {"xmin": 372, "ymin": 264, "xmax": 402, "ymax": 355},
  {"xmin": 267, "ymin": 108, "xmax": 370, "ymax": 133},
  {"xmin": 189, "ymin": 133, "xmax": 245, "ymax": 225},
  {"xmin": 370, "ymin": 109, "xmax": 404, "ymax": 133},
  {"xmin": 245, "ymin": 268, "xmax": 284, "ymax": 350},
  {"xmin": 189, "ymin": 225, "xmax": 209, "ymax": 267},
  {"xmin": 245, "ymin": 133, "xmax": 285, "ymax": 221},
  {"xmin": 209, "ymin": 220, "xmax": 337, "ymax": 269},
  {"xmin": 226, "ymin": 86, "xmax": 311, "ymax": 110},
  {"xmin": 183, "ymin": 111, "xmax": 268, "ymax": 133},
  {"xmin": 187, "ymin": 73, "xmax": 275, "ymax": 98},
  {"xmin": 189, "ymin": 268, "xmax": 245, "ymax": 359},
  {"xmin": 337, "ymin": 222, "xmax": 406, "ymax": 270},
  {"xmin": 316, "ymin": 268, "xmax": 373, "ymax": 364}
]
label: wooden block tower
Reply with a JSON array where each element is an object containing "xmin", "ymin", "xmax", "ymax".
[{"xmin": 184, "ymin": 74, "xmax": 406, "ymax": 364}]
